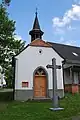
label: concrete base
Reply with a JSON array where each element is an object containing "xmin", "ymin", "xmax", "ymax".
[
  {"xmin": 49, "ymin": 107, "xmax": 64, "ymax": 111},
  {"xmin": 49, "ymin": 89, "xmax": 64, "ymax": 98},
  {"xmin": 14, "ymin": 89, "xmax": 64, "ymax": 101}
]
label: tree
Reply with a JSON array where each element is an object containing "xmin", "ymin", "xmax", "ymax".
[
  {"xmin": 2, "ymin": 0, "xmax": 11, "ymax": 6},
  {"xmin": 0, "ymin": 4, "xmax": 26, "ymax": 87}
]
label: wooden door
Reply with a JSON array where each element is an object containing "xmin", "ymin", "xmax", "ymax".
[{"xmin": 34, "ymin": 75, "xmax": 47, "ymax": 97}]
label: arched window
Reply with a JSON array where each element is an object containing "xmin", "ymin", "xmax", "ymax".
[{"xmin": 35, "ymin": 68, "xmax": 46, "ymax": 76}]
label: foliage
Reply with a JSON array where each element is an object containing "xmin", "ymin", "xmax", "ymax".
[
  {"xmin": 2, "ymin": 0, "xmax": 11, "ymax": 6},
  {"xmin": 0, "ymin": 91, "xmax": 13, "ymax": 101},
  {"xmin": 5, "ymin": 66, "xmax": 13, "ymax": 88},
  {"xmin": 0, "ymin": 4, "xmax": 26, "ymax": 88}
]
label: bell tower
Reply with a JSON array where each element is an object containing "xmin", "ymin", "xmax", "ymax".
[{"xmin": 29, "ymin": 9, "xmax": 44, "ymax": 42}]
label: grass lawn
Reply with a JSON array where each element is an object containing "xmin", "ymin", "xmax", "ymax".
[
  {"xmin": 0, "ymin": 93, "xmax": 80, "ymax": 120},
  {"xmin": 0, "ymin": 88, "xmax": 13, "ymax": 92}
]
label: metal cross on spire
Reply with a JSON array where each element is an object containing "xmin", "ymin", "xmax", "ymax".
[{"xmin": 35, "ymin": 7, "xmax": 38, "ymax": 16}]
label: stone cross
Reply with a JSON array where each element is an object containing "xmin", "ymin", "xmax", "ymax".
[{"xmin": 46, "ymin": 58, "xmax": 64, "ymax": 111}]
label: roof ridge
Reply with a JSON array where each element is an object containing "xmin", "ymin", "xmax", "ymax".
[{"xmin": 48, "ymin": 42, "xmax": 80, "ymax": 49}]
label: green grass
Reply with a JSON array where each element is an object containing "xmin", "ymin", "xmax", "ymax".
[{"xmin": 0, "ymin": 93, "xmax": 80, "ymax": 120}]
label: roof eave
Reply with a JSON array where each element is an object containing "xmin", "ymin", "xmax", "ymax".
[{"xmin": 65, "ymin": 59, "xmax": 80, "ymax": 64}]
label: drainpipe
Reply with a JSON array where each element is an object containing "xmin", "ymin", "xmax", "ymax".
[
  {"xmin": 62, "ymin": 60, "xmax": 66, "ymax": 88},
  {"xmin": 12, "ymin": 56, "xmax": 16, "ymax": 100}
]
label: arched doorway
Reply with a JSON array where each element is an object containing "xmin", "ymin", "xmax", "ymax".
[{"xmin": 33, "ymin": 67, "xmax": 48, "ymax": 98}]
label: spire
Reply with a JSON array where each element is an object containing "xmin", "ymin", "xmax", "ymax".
[
  {"xmin": 33, "ymin": 8, "xmax": 40, "ymax": 30},
  {"xmin": 29, "ymin": 9, "xmax": 44, "ymax": 42}
]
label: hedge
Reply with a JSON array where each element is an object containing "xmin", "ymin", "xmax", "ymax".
[{"xmin": 0, "ymin": 91, "xmax": 14, "ymax": 101}]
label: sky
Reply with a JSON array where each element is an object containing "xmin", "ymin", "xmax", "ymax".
[{"xmin": 1, "ymin": 0, "xmax": 80, "ymax": 46}]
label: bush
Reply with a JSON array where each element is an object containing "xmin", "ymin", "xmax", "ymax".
[
  {"xmin": 5, "ymin": 66, "xmax": 13, "ymax": 88},
  {"xmin": 0, "ymin": 91, "xmax": 13, "ymax": 101}
]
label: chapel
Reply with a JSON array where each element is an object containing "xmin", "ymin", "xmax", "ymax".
[{"xmin": 13, "ymin": 12, "xmax": 80, "ymax": 101}]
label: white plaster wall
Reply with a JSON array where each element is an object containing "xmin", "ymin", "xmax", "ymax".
[
  {"xmin": 64, "ymin": 69, "xmax": 72, "ymax": 84},
  {"xmin": 0, "ymin": 73, "xmax": 6, "ymax": 86},
  {"xmin": 64, "ymin": 70, "xmax": 79, "ymax": 84},
  {"xmin": 74, "ymin": 72, "xmax": 78, "ymax": 84},
  {"xmin": 15, "ymin": 46, "xmax": 64, "ymax": 90}
]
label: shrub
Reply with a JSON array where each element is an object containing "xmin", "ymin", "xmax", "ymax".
[{"xmin": 0, "ymin": 91, "xmax": 13, "ymax": 101}]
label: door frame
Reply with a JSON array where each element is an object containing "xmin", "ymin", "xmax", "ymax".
[{"xmin": 33, "ymin": 66, "xmax": 48, "ymax": 98}]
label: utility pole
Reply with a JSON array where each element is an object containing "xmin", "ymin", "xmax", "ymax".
[{"xmin": 46, "ymin": 58, "xmax": 64, "ymax": 111}]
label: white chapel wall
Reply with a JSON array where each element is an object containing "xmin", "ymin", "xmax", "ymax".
[{"xmin": 15, "ymin": 46, "xmax": 64, "ymax": 90}]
